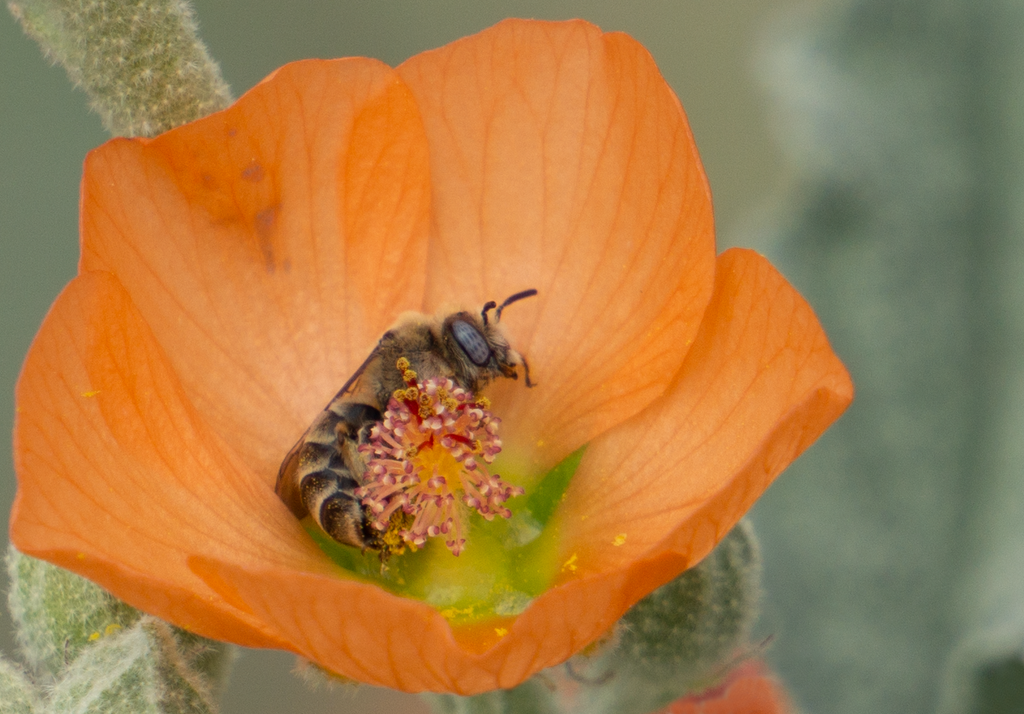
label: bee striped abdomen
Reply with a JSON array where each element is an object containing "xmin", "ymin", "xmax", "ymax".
[{"xmin": 286, "ymin": 402, "xmax": 382, "ymax": 548}]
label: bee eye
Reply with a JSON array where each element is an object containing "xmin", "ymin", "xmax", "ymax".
[{"xmin": 451, "ymin": 320, "xmax": 491, "ymax": 366}]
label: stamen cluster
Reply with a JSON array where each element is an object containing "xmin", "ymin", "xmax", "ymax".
[{"xmin": 356, "ymin": 359, "xmax": 524, "ymax": 556}]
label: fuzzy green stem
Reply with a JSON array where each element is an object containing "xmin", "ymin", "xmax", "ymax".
[
  {"xmin": 6, "ymin": 548, "xmax": 234, "ymax": 712},
  {"xmin": 8, "ymin": 0, "xmax": 232, "ymax": 136},
  {"xmin": 6, "ymin": 547, "xmax": 140, "ymax": 677},
  {"xmin": 0, "ymin": 657, "xmax": 40, "ymax": 714}
]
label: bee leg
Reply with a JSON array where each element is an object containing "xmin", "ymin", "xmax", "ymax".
[{"xmin": 522, "ymin": 356, "xmax": 537, "ymax": 388}]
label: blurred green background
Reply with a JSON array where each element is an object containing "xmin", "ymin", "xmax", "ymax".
[{"xmin": 4, "ymin": 1, "xmax": 1023, "ymax": 713}]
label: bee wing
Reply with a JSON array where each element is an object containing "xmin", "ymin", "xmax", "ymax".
[
  {"xmin": 274, "ymin": 335, "xmax": 390, "ymax": 516},
  {"xmin": 326, "ymin": 333, "xmax": 389, "ymax": 403}
]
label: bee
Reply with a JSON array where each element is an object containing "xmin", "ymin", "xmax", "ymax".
[{"xmin": 275, "ymin": 289, "xmax": 537, "ymax": 556}]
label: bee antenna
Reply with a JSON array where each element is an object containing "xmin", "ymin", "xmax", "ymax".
[
  {"xmin": 495, "ymin": 289, "xmax": 538, "ymax": 322},
  {"xmin": 481, "ymin": 301, "xmax": 498, "ymax": 326}
]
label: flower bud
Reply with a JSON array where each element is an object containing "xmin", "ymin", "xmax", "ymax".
[{"xmin": 573, "ymin": 520, "xmax": 762, "ymax": 714}]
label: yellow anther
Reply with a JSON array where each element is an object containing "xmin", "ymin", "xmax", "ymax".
[
  {"xmin": 476, "ymin": 396, "xmax": 491, "ymax": 409},
  {"xmin": 403, "ymin": 369, "xmax": 418, "ymax": 383},
  {"xmin": 419, "ymin": 393, "xmax": 432, "ymax": 406},
  {"xmin": 392, "ymin": 388, "xmax": 407, "ymax": 401},
  {"xmin": 381, "ymin": 529, "xmax": 406, "ymax": 552},
  {"xmin": 405, "ymin": 386, "xmax": 419, "ymax": 401},
  {"xmin": 418, "ymin": 406, "xmax": 434, "ymax": 419},
  {"xmin": 396, "ymin": 357, "xmax": 410, "ymax": 371}
]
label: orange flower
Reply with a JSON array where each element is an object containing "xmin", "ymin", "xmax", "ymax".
[
  {"xmin": 660, "ymin": 662, "xmax": 792, "ymax": 714},
  {"xmin": 10, "ymin": 19, "xmax": 851, "ymax": 694}
]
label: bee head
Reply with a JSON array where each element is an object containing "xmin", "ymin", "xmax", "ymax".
[{"xmin": 441, "ymin": 289, "xmax": 537, "ymax": 391}]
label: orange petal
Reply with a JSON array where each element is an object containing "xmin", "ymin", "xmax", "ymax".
[
  {"xmin": 190, "ymin": 535, "xmax": 709, "ymax": 693},
  {"xmin": 11, "ymin": 272, "xmax": 337, "ymax": 648},
  {"xmin": 398, "ymin": 20, "xmax": 716, "ymax": 473},
  {"xmin": 555, "ymin": 248, "xmax": 854, "ymax": 575},
  {"xmin": 189, "ymin": 548, "xmax": 647, "ymax": 693},
  {"xmin": 79, "ymin": 59, "xmax": 431, "ymax": 482}
]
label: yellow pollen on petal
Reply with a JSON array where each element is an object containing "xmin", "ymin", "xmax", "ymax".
[
  {"xmin": 81, "ymin": 390, "xmax": 101, "ymax": 397},
  {"xmin": 613, "ymin": 533, "xmax": 627, "ymax": 546},
  {"xmin": 562, "ymin": 554, "xmax": 578, "ymax": 573},
  {"xmin": 440, "ymin": 606, "xmax": 475, "ymax": 619},
  {"xmin": 495, "ymin": 627, "xmax": 508, "ymax": 638},
  {"xmin": 88, "ymin": 632, "xmax": 100, "ymax": 641},
  {"xmin": 104, "ymin": 624, "xmax": 122, "ymax": 636}
]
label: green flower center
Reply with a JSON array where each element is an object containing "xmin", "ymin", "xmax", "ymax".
[{"xmin": 307, "ymin": 443, "xmax": 585, "ymax": 628}]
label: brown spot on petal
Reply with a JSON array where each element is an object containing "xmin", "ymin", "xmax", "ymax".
[
  {"xmin": 255, "ymin": 205, "xmax": 278, "ymax": 273},
  {"xmin": 147, "ymin": 129, "xmax": 284, "ymax": 274},
  {"xmin": 241, "ymin": 162, "xmax": 265, "ymax": 182}
]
